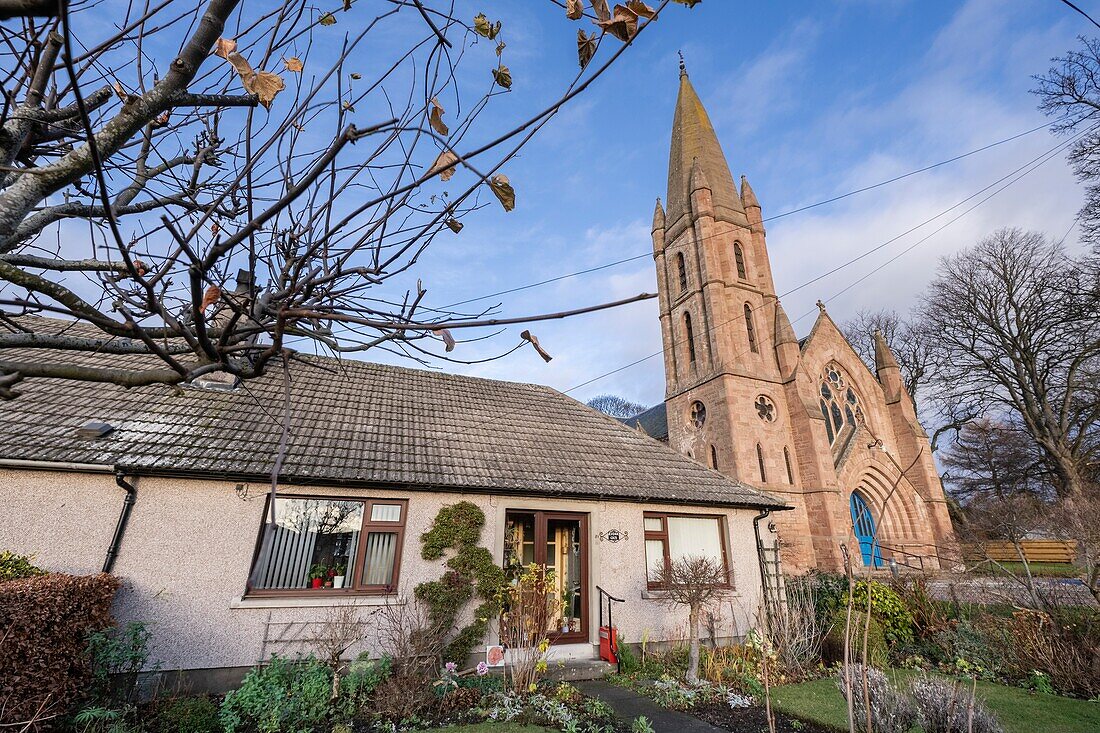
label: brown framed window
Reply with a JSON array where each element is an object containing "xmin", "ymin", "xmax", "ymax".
[
  {"xmin": 247, "ymin": 496, "xmax": 407, "ymax": 596},
  {"xmin": 642, "ymin": 512, "xmax": 730, "ymax": 589},
  {"xmin": 744, "ymin": 303, "xmax": 758, "ymax": 352},
  {"xmin": 684, "ymin": 312, "xmax": 696, "ymax": 363},
  {"xmin": 676, "ymin": 252, "xmax": 688, "ymax": 292},
  {"xmin": 734, "ymin": 242, "xmax": 747, "ymax": 279}
]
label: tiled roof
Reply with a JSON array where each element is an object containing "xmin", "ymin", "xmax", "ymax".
[
  {"xmin": 618, "ymin": 403, "xmax": 669, "ymax": 441},
  {"xmin": 0, "ymin": 319, "xmax": 783, "ymax": 508}
]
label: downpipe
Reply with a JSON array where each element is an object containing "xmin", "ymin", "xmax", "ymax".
[{"xmin": 103, "ymin": 471, "xmax": 137, "ymax": 573}]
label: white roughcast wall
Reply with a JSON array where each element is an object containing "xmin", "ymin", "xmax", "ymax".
[{"xmin": 0, "ymin": 468, "xmax": 771, "ymax": 671}]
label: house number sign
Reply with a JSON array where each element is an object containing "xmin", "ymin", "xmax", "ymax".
[{"xmin": 598, "ymin": 529, "xmax": 628, "ymax": 543}]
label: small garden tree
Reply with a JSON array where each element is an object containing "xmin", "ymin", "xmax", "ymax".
[{"xmin": 652, "ymin": 554, "xmax": 729, "ymax": 684}]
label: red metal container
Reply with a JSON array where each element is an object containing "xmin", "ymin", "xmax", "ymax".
[{"xmin": 598, "ymin": 625, "xmax": 618, "ymax": 664}]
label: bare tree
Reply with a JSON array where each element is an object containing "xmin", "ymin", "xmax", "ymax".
[
  {"xmin": 842, "ymin": 308, "xmax": 933, "ymax": 403},
  {"xmin": 586, "ymin": 393, "xmax": 648, "ymax": 418},
  {"xmin": 918, "ymin": 228, "xmax": 1100, "ymax": 497},
  {"xmin": 651, "ymin": 554, "xmax": 729, "ymax": 684},
  {"xmin": 0, "ymin": 0, "xmax": 678, "ymax": 398},
  {"xmin": 1035, "ymin": 35, "xmax": 1100, "ymax": 250},
  {"xmin": 941, "ymin": 418, "xmax": 1052, "ymax": 505}
]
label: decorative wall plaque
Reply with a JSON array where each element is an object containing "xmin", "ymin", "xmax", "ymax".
[{"xmin": 598, "ymin": 529, "xmax": 628, "ymax": 543}]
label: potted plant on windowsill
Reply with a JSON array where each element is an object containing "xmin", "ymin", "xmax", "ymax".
[
  {"xmin": 308, "ymin": 563, "xmax": 328, "ymax": 589},
  {"xmin": 332, "ymin": 562, "xmax": 347, "ymax": 589}
]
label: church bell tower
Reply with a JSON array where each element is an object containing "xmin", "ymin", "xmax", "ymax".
[{"xmin": 652, "ymin": 64, "xmax": 798, "ymax": 488}]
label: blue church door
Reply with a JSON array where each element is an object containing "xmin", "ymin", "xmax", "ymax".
[{"xmin": 849, "ymin": 492, "xmax": 883, "ymax": 567}]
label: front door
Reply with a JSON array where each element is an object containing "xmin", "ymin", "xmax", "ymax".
[
  {"xmin": 849, "ymin": 492, "xmax": 883, "ymax": 567},
  {"xmin": 503, "ymin": 510, "xmax": 588, "ymax": 643}
]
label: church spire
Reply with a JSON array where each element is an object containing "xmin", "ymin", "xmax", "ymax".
[{"xmin": 666, "ymin": 69, "xmax": 746, "ymax": 234}]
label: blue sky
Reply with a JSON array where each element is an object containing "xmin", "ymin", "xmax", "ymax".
[
  {"xmin": 49, "ymin": 0, "xmax": 1092, "ymax": 407},
  {"xmin": 379, "ymin": 0, "xmax": 1091, "ymax": 408}
]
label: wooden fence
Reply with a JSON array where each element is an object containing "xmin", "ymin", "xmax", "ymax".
[{"xmin": 966, "ymin": 540, "xmax": 1077, "ymax": 564}]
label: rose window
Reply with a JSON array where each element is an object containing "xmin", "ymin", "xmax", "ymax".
[
  {"xmin": 690, "ymin": 400, "xmax": 707, "ymax": 428},
  {"xmin": 755, "ymin": 395, "xmax": 776, "ymax": 422}
]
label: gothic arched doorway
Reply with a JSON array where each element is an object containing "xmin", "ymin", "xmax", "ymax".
[{"xmin": 849, "ymin": 492, "xmax": 883, "ymax": 567}]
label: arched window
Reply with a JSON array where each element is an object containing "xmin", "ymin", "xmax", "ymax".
[
  {"xmin": 710, "ymin": 445, "xmax": 719, "ymax": 470},
  {"xmin": 744, "ymin": 303, "xmax": 758, "ymax": 353},
  {"xmin": 756, "ymin": 443, "xmax": 766, "ymax": 482},
  {"xmin": 784, "ymin": 447, "xmax": 795, "ymax": 484},
  {"xmin": 684, "ymin": 312, "xmax": 696, "ymax": 363},
  {"xmin": 819, "ymin": 363, "xmax": 864, "ymax": 446},
  {"xmin": 676, "ymin": 252, "xmax": 687, "ymax": 293},
  {"xmin": 734, "ymin": 242, "xmax": 747, "ymax": 279}
]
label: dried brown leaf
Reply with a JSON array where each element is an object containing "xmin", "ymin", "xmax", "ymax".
[
  {"xmin": 132, "ymin": 259, "xmax": 147, "ymax": 276},
  {"xmin": 591, "ymin": 0, "xmax": 611, "ymax": 21},
  {"xmin": 244, "ymin": 70, "xmax": 286, "ymax": 110},
  {"xmin": 492, "ymin": 65, "xmax": 512, "ymax": 89},
  {"xmin": 489, "ymin": 174, "xmax": 515, "ymax": 212},
  {"xmin": 434, "ymin": 328, "xmax": 456, "ymax": 352},
  {"xmin": 445, "ymin": 219, "xmax": 463, "ymax": 233},
  {"xmin": 673, "ymin": 0, "xmax": 701, "ymax": 6},
  {"xmin": 430, "ymin": 150, "xmax": 459, "ymax": 181},
  {"xmin": 566, "ymin": 0, "xmax": 584, "ymax": 20},
  {"xmin": 496, "ymin": 40, "xmax": 506, "ymax": 56},
  {"xmin": 577, "ymin": 29, "xmax": 597, "ymax": 69},
  {"xmin": 201, "ymin": 286, "xmax": 221, "ymax": 311},
  {"xmin": 283, "ymin": 57, "xmax": 303, "ymax": 73},
  {"xmin": 214, "ymin": 37, "xmax": 237, "ymax": 59},
  {"xmin": 473, "ymin": 13, "xmax": 500, "ymax": 39},
  {"xmin": 112, "ymin": 81, "xmax": 126, "ymax": 100},
  {"xmin": 152, "ymin": 111, "xmax": 170, "ymax": 128},
  {"xmin": 596, "ymin": 4, "xmax": 639, "ymax": 42},
  {"xmin": 343, "ymin": 0, "xmax": 351, "ymax": 9},
  {"xmin": 428, "ymin": 97, "xmax": 449, "ymax": 136},
  {"xmin": 521, "ymin": 330, "xmax": 553, "ymax": 362},
  {"xmin": 350, "ymin": 72, "xmax": 362, "ymax": 80},
  {"xmin": 319, "ymin": 11, "xmax": 337, "ymax": 26},
  {"xmin": 626, "ymin": 0, "xmax": 656, "ymax": 19}
]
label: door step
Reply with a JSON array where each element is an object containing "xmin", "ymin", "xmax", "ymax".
[{"xmin": 547, "ymin": 658, "xmax": 617, "ymax": 682}]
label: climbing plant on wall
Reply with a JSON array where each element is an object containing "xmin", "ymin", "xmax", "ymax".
[{"xmin": 415, "ymin": 501, "xmax": 506, "ymax": 663}]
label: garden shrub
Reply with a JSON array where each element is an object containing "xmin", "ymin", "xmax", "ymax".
[
  {"xmin": 219, "ymin": 656, "xmax": 333, "ymax": 733},
  {"xmin": 86, "ymin": 621, "xmax": 155, "ymax": 706},
  {"xmin": 153, "ymin": 696, "xmax": 222, "ymax": 733},
  {"xmin": 995, "ymin": 608, "xmax": 1100, "ymax": 698},
  {"xmin": 835, "ymin": 664, "xmax": 915, "ymax": 733},
  {"xmin": 0, "ymin": 550, "xmax": 45, "ymax": 580},
  {"xmin": 908, "ymin": 674, "xmax": 1004, "ymax": 733},
  {"xmin": 810, "ymin": 573, "xmax": 916, "ymax": 647},
  {"xmin": 821, "ymin": 610, "xmax": 889, "ymax": 668},
  {"xmin": 0, "ymin": 572, "xmax": 120, "ymax": 726},
  {"xmin": 415, "ymin": 501, "xmax": 506, "ymax": 663}
]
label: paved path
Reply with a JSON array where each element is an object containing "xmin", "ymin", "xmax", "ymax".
[
  {"xmin": 928, "ymin": 575, "xmax": 1098, "ymax": 607},
  {"xmin": 576, "ymin": 680, "xmax": 723, "ymax": 733}
]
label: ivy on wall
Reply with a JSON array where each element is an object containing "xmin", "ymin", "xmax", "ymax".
[{"xmin": 414, "ymin": 501, "xmax": 506, "ymax": 663}]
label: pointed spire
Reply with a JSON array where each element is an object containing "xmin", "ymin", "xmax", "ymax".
[
  {"xmin": 652, "ymin": 197, "xmax": 665, "ymax": 232},
  {"xmin": 740, "ymin": 175, "xmax": 760, "ymax": 209},
  {"xmin": 874, "ymin": 329, "xmax": 901, "ymax": 373},
  {"xmin": 774, "ymin": 301, "xmax": 797, "ymax": 346},
  {"xmin": 666, "ymin": 70, "xmax": 746, "ymax": 232}
]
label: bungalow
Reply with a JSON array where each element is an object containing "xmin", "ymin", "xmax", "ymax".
[{"xmin": 0, "ymin": 319, "xmax": 786, "ymax": 691}]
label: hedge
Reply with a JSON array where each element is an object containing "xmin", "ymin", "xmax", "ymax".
[{"xmin": 0, "ymin": 572, "xmax": 121, "ymax": 726}]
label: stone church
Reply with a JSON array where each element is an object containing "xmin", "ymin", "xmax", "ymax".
[{"xmin": 628, "ymin": 66, "xmax": 956, "ymax": 574}]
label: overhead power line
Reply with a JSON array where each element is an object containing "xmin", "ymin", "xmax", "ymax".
[
  {"xmin": 1059, "ymin": 0, "xmax": 1100, "ymax": 31},
  {"xmin": 440, "ymin": 116, "xmax": 1074, "ymax": 311},
  {"xmin": 561, "ymin": 122, "xmax": 1093, "ymax": 395}
]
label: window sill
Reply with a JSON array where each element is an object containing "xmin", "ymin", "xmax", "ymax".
[
  {"xmin": 640, "ymin": 588, "xmax": 739, "ymax": 601},
  {"xmin": 230, "ymin": 594, "xmax": 402, "ymax": 609}
]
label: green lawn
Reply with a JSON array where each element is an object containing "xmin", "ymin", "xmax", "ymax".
[
  {"xmin": 772, "ymin": 670, "xmax": 1100, "ymax": 733},
  {"xmin": 974, "ymin": 561, "xmax": 1081, "ymax": 578}
]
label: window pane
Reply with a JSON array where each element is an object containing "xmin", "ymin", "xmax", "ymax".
[
  {"xmin": 371, "ymin": 503, "xmax": 402, "ymax": 522},
  {"xmin": 253, "ymin": 498, "xmax": 362, "ymax": 590},
  {"xmin": 643, "ymin": 517, "xmax": 663, "ymax": 532},
  {"xmin": 645, "ymin": 539, "xmax": 666, "ymax": 582},
  {"xmin": 363, "ymin": 532, "xmax": 398, "ymax": 585},
  {"xmin": 666, "ymin": 517, "xmax": 724, "ymax": 566}
]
